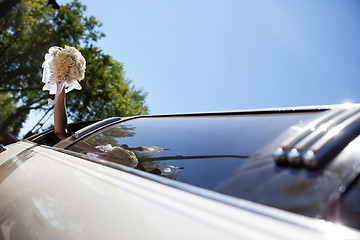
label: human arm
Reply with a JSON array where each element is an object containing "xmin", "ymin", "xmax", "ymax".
[{"xmin": 54, "ymin": 83, "xmax": 70, "ymax": 139}]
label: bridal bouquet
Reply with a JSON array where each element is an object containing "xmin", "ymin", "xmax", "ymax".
[
  {"xmin": 42, "ymin": 46, "xmax": 86, "ymax": 105},
  {"xmin": 86, "ymin": 144, "xmax": 139, "ymax": 168}
]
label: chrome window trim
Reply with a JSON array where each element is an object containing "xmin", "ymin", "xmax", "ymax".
[{"xmin": 74, "ymin": 117, "xmax": 122, "ymax": 138}]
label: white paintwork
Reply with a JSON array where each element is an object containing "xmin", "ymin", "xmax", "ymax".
[{"xmin": 0, "ymin": 142, "xmax": 359, "ymax": 240}]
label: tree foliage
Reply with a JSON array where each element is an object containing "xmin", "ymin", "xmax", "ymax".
[{"xmin": 0, "ymin": 0, "xmax": 148, "ymax": 136}]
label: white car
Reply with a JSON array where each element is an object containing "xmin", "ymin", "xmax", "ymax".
[{"xmin": 0, "ymin": 104, "xmax": 360, "ymax": 239}]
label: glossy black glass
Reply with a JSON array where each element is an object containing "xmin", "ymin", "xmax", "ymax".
[{"xmin": 70, "ymin": 113, "xmax": 316, "ymax": 189}]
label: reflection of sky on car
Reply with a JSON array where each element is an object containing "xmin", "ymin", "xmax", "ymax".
[
  {"xmin": 109, "ymin": 115, "xmax": 316, "ymax": 156},
  {"xmin": 157, "ymin": 158, "xmax": 244, "ymax": 190}
]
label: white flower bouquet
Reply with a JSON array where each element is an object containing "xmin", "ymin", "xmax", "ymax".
[
  {"xmin": 86, "ymin": 144, "xmax": 139, "ymax": 168},
  {"xmin": 42, "ymin": 46, "xmax": 86, "ymax": 105}
]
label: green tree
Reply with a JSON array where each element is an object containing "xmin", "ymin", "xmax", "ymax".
[
  {"xmin": 0, "ymin": 0, "xmax": 148, "ymax": 137},
  {"xmin": 0, "ymin": 93, "xmax": 18, "ymax": 131}
]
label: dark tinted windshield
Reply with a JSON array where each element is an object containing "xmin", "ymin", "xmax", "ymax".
[{"xmin": 69, "ymin": 113, "xmax": 316, "ymax": 189}]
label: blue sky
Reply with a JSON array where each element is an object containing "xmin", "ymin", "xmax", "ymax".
[{"xmin": 20, "ymin": 0, "xmax": 360, "ymax": 137}]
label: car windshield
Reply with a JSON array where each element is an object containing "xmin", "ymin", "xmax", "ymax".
[{"xmin": 69, "ymin": 112, "xmax": 316, "ymax": 190}]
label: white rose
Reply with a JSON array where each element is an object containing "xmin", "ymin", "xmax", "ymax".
[
  {"xmin": 65, "ymin": 75, "xmax": 73, "ymax": 84},
  {"xmin": 65, "ymin": 57, "xmax": 74, "ymax": 67},
  {"xmin": 69, "ymin": 66, "xmax": 79, "ymax": 79},
  {"xmin": 79, "ymin": 56, "xmax": 86, "ymax": 68},
  {"xmin": 53, "ymin": 59, "xmax": 61, "ymax": 69},
  {"xmin": 78, "ymin": 70, "xmax": 85, "ymax": 81},
  {"xmin": 56, "ymin": 73, "xmax": 65, "ymax": 81},
  {"xmin": 57, "ymin": 51, "xmax": 67, "ymax": 63},
  {"xmin": 58, "ymin": 65, "xmax": 68, "ymax": 74}
]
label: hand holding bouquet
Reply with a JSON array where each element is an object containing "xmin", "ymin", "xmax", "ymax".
[{"xmin": 42, "ymin": 46, "xmax": 86, "ymax": 105}]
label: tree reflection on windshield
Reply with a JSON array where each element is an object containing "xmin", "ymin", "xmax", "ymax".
[{"xmin": 86, "ymin": 124, "xmax": 136, "ymax": 146}]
